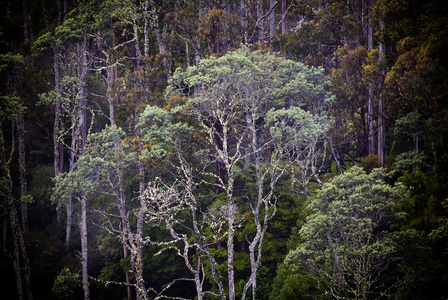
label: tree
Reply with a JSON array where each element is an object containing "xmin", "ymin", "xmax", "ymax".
[
  {"xmin": 0, "ymin": 49, "xmax": 34, "ymax": 300},
  {"xmin": 285, "ymin": 167, "xmax": 407, "ymax": 299},
  {"xmin": 53, "ymin": 125, "xmax": 130, "ymax": 300},
  {"xmin": 156, "ymin": 47, "xmax": 333, "ymax": 300},
  {"xmin": 0, "ymin": 97, "xmax": 33, "ymax": 300}
]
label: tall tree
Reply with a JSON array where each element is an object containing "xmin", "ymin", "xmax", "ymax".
[
  {"xmin": 158, "ymin": 47, "xmax": 333, "ymax": 300},
  {"xmin": 1, "ymin": 50, "xmax": 34, "ymax": 300},
  {"xmin": 285, "ymin": 167, "xmax": 408, "ymax": 299},
  {"xmin": 0, "ymin": 98, "xmax": 33, "ymax": 300}
]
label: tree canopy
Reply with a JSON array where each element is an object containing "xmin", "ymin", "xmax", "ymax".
[{"xmin": 0, "ymin": 0, "xmax": 447, "ymax": 299}]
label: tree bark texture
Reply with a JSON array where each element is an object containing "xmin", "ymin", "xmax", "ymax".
[
  {"xmin": 79, "ymin": 193, "xmax": 90, "ymax": 300},
  {"xmin": 16, "ymin": 113, "xmax": 28, "ymax": 232},
  {"xmin": 134, "ymin": 123, "xmax": 148, "ymax": 300},
  {"xmin": 377, "ymin": 18, "xmax": 385, "ymax": 166},
  {"xmin": 1, "ymin": 123, "xmax": 33, "ymax": 300},
  {"xmin": 367, "ymin": 0, "xmax": 375, "ymax": 156}
]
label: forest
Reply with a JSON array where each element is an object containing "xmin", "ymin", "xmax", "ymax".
[{"xmin": 1, "ymin": 0, "xmax": 447, "ymax": 299}]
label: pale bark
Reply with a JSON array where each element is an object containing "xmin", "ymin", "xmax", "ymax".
[
  {"xmin": 280, "ymin": 0, "xmax": 288, "ymax": 34},
  {"xmin": 174, "ymin": 153, "xmax": 227, "ymax": 299},
  {"xmin": 66, "ymin": 30, "xmax": 89, "ymax": 247},
  {"xmin": 77, "ymin": 31, "xmax": 88, "ymax": 153},
  {"xmin": 147, "ymin": 0, "xmax": 172, "ymax": 77},
  {"xmin": 257, "ymin": 0, "xmax": 265, "ymax": 44},
  {"xmin": 241, "ymin": 112, "xmax": 283, "ymax": 300},
  {"xmin": 195, "ymin": 0, "xmax": 205, "ymax": 66},
  {"xmin": 227, "ymin": 177, "xmax": 236, "ymax": 300},
  {"xmin": 134, "ymin": 123, "xmax": 148, "ymax": 300},
  {"xmin": 241, "ymin": 0, "xmax": 248, "ymax": 43},
  {"xmin": 116, "ymin": 144, "xmax": 132, "ymax": 300},
  {"xmin": 79, "ymin": 193, "xmax": 90, "ymax": 300},
  {"xmin": 242, "ymin": 127, "xmax": 264, "ymax": 300},
  {"xmin": 133, "ymin": 22, "xmax": 141, "ymax": 72},
  {"xmin": 106, "ymin": 43, "xmax": 133, "ymax": 300},
  {"xmin": 148, "ymin": 0, "xmax": 166, "ymax": 54},
  {"xmin": 53, "ymin": 43, "xmax": 64, "ymax": 223},
  {"xmin": 144, "ymin": 0, "xmax": 151, "ymax": 57},
  {"xmin": 169, "ymin": 50, "xmax": 329, "ymax": 300}
]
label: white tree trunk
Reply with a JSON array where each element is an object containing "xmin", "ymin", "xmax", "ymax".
[{"xmin": 79, "ymin": 193, "xmax": 90, "ymax": 300}]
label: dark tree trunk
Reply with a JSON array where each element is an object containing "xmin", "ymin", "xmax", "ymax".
[{"xmin": 16, "ymin": 113, "xmax": 27, "ymax": 232}]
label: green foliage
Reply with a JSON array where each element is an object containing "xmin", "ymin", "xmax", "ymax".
[
  {"xmin": 31, "ymin": 31, "xmax": 55, "ymax": 56},
  {"xmin": 360, "ymin": 154, "xmax": 381, "ymax": 173},
  {"xmin": 51, "ymin": 268, "xmax": 81, "ymax": 300},
  {"xmin": 0, "ymin": 53, "xmax": 25, "ymax": 72},
  {"xmin": 138, "ymin": 105, "xmax": 191, "ymax": 159},
  {"xmin": 168, "ymin": 46, "xmax": 333, "ymax": 115},
  {"xmin": 285, "ymin": 167, "xmax": 408, "ymax": 299},
  {"xmin": 52, "ymin": 125, "xmax": 132, "ymax": 204},
  {"xmin": 393, "ymin": 151, "xmax": 426, "ymax": 170},
  {"xmin": 270, "ymin": 263, "xmax": 328, "ymax": 300},
  {"xmin": 267, "ymin": 107, "xmax": 332, "ymax": 146},
  {"xmin": 254, "ymin": 265, "xmax": 272, "ymax": 300},
  {"xmin": 19, "ymin": 194, "xmax": 34, "ymax": 203},
  {"xmin": 2, "ymin": 0, "xmax": 448, "ymax": 298},
  {"xmin": 397, "ymin": 169, "xmax": 442, "ymax": 231}
]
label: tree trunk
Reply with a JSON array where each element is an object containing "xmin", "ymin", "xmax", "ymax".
[
  {"xmin": 16, "ymin": 113, "xmax": 28, "ymax": 232},
  {"xmin": 23, "ymin": 0, "xmax": 31, "ymax": 43},
  {"xmin": 77, "ymin": 31, "xmax": 88, "ymax": 152},
  {"xmin": 241, "ymin": 116, "xmax": 271, "ymax": 300},
  {"xmin": 65, "ymin": 30, "xmax": 89, "ymax": 248},
  {"xmin": 269, "ymin": 0, "xmax": 275, "ymax": 52},
  {"xmin": 192, "ymin": 206, "xmax": 226, "ymax": 299},
  {"xmin": 133, "ymin": 22, "xmax": 141, "ymax": 72},
  {"xmin": 281, "ymin": 0, "xmax": 288, "ymax": 34},
  {"xmin": 53, "ymin": 43, "xmax": 64, "ymax": 223},
  {"xmin": 57, "ymin": 0, "xmax": 67, "ymax": 25},
  {"xmin": 144, "ymin": 0, "xmax": 150, "ymax": 57},
  {"xmin": 367, "ymin": 0, "xmax": 375, "ymax": 156},
  {"xmin": 1, "ymin": 123, "xmax": 33, "ymax": 300},
  {"xmin": 195, "ymin": 0, "xmax": 205, "ymax": 66},
  {"xmin": 265, "ymin": 100, "xmax": 271, "ymax": 162},
  {"xmin": 12, "ymin": 229, "xmax": 24, "ymax": 300},
  {"xmin": 227, "ymin": 188, "xmax": 235, "ymax": 300},
  {"xmin": 79, "ymin": 193, "xmax": 90, "ymax": 300},
  {"xmin": 106, "ymin": 44, "xmax": 133, "ymax": 300},
  {"xmin": 377, "ymin": 19, "xmax": 385, "ymax": 166},
  {"xmin": 241, "ymin": 0, "xmax": 248, "ymax": 43},
  {"xmin": 147, "ymin": 0, "xmax": 171, "ymax": 77},
  {"xmin": 222, "ymin": 129, "xmax": 236, "ymax": 300},
  {"xmin": 134, "ymin": 124, "xmax": 148, "ymax": 300},
  {"xmin": 257, "ymin": 0, "xmax": 265, "ymax": 44}
]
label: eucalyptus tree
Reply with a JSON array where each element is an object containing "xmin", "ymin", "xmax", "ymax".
[
  {"xmin": 33, "ymin": 11, "xmax": 96, "ymax": 246},
  {"xmin": 285, "ymin": 167, "xmax": 408, "ymax": 299},
  {"xmin": 141, "ymin": 47, "xmax": 333, "ymax": 300},
  {"xmin": 52, "ymin": 125, "xmax": 136, "ymax": 300}
]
